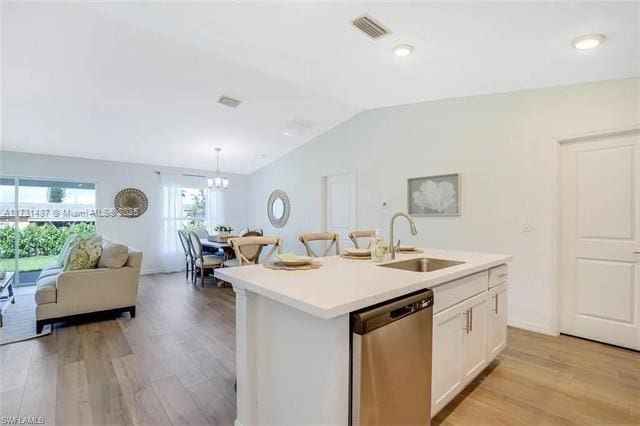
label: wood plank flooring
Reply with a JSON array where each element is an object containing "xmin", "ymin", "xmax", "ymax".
[{"xmin": 1, "ymin": 272, "xmax": 639, "ymax": 425}]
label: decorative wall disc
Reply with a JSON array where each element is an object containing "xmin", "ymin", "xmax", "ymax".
[{"xmin": 114, "ymin": 187, "xmax": 148, "ymax": 218}]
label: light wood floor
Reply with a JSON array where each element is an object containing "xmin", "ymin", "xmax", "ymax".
[{"xmin": 1, "ymin": 272, "xmax": 640, "ymax": 425}]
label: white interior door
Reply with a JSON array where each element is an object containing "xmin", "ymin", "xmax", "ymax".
[
  {"xmin": 559, "ymin": 132, "xmax": 640, "ymax": 349},
  {"xmin": 323, "ymin": 172, "xmax": 355, "ymax": 251}
]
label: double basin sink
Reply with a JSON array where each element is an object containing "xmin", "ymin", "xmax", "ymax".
[{"xmin": 378, "ymin": 257, "xmax": 464, "ymax": 273}]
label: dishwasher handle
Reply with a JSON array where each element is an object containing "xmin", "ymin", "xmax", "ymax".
[
  {"xmin": 390, "ymin": 305, "xmax": 414, "ymax": 319},
  {"xmin": 351, "ymin": 289, "xmax": 433, "ymax": 335}
]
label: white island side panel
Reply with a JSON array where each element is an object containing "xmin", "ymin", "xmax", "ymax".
[{"xmin": 236, "ymin": 287, "xmax": 350, "ymax": 426}]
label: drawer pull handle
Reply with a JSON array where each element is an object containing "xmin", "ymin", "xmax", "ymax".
[
  {"xmin": 469, "ymin": 307, "xmax": 473, "ymax": 332},
  {"xmin": 497, "ymin": 273, "xmax": 507, "ymax": 278},
  {"xmin": 463, "ymin": 309, "xmax": 470, "ymax": 334},
  {"xmin": 493, "ymin": 294, "xmax": 499, "ymax": 314}
]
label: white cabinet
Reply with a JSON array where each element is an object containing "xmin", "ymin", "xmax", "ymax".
[
  {"xmin": 487, "ymin": 283, "xmax": 508, "ymax": 360},
  {"xmin": 431, "ymin": 292, "xmax": 487, "ymax": 415},
  {"xmin": 461, "ymin": 293, "xmax": 488, "ymax": 384},
  {"xmin": 432, "ymin": 299, "xmax": 466, "ymax": 414},
  {"xmin": 431, "ymin": 265, "xmax": 508, "ymax": 417}
]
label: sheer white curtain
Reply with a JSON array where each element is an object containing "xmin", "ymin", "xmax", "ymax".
[
  {"xmin": 160, "ymin": 174, "xmax": 186, "ymax": 273},
  {"xmin": 160, "ymin": 172, "xmax": 226, "ymax": 273},
  {"xmin": 205, "ymin": 188, "xmax": 225, "ymax": 232}
]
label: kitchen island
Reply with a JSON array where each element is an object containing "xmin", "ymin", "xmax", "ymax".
[{"xmin": 216, "ymin": 248, "xmax": 512, "ymax": 426}]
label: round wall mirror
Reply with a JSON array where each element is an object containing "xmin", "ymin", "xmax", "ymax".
[
  {"xmin": 267, "ymin": 190, "xmax": 290, "ymax": 228},
  {"xmin": 272, "ymin": 198, "xmax": 285, "ymax": 219}
]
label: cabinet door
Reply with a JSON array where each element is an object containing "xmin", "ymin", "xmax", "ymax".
[
  {"xmin": 431, "ymin": 301, "xmax": 466, "ymax": 416},
  {"xmin": 488, "ymin": 283, "xmax": 508, "ymax": 360},
  {"xmin": 462, "ymin": 292, "xmax": 488, "ymax": 385}
]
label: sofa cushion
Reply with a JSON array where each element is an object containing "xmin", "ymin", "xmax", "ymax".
[
  {"xmin": 57, "ymin": 234, "xmax": 79, "ymax": 265},
  {"xmin": 41, "ymin": 262, "xmax": 60, "ymax": 272},
  {"xmin": 98, "ymin": 240, "xmax": 129, "ymax": 269},
  {"xmin": 63, "ymin": 233, "xmax": 103, "ymax": 271},
  {"xmin": 35, "ymin": 274, "xmax": 57, "ymax": 305},
  {"xmin": 38, "ymin": 265, "xmax": 63, "ymax": 280}
]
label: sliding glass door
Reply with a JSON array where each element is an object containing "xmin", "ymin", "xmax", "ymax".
[
  {"xmin": 0, "ymin": 177, "xmax": 97, "ymax": 286},
  {"xmin": 0, "ymin": 178, "xmax": 18, "ymax": 284}
]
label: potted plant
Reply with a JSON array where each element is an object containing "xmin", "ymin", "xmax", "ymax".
[{"xmin": 215, "ymin": 224, "xmax": 234, "ymax": 238}]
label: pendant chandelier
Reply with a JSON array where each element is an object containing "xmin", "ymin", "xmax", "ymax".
[{"xmin": 207, "ymin": 147, "xmax": 229, "ymax": 190}]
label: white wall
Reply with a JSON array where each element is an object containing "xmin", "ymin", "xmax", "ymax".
[
  {"xmin": 248, "ymin": 78, "xmax": 640, "ymax": 335},
  {"xmin": 0, "ymin": 151, "xmax": 249, "ymax": 274}
]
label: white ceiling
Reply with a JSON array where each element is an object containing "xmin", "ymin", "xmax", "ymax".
[{"xmin": 2, "ymin": 1, "xmax": 639, "ymax": 174}]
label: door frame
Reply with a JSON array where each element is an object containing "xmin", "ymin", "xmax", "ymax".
[
  {"xmin": 320, "ymin": 170, "xmax": 357, "ymax": 236},
  {"xmin": 554, "ymin": 124, "xmax": 640, "ymax": 336}
]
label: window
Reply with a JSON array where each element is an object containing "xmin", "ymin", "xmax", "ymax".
[
  {"xmin": 160, "ymin": 176, "xmax": 224, "ymax": 272},
  {"xmin": 181, "ymin": 188, "xmax": 207, "ymax": 230},
  {"xmin": 0, "ymin": 177, "xmax": 97, "ymax": 286}
]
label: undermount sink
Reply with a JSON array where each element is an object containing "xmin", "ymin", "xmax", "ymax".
[{"xmin": 378, "ymin": 257, "xmax": 465, "ymax": 273}]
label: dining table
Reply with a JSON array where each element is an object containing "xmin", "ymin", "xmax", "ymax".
[{"xmin": 201, "ymin": 237, "xmax": 237, "ymax": 260}]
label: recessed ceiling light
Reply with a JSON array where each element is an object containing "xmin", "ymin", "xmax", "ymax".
[
  {"xmin": 393, "ymin": 44, "xmax": 414, "ymax": 57},
  {"xmin": 572, "ymin": 34, "xmax": 605, "ymax": 50}
]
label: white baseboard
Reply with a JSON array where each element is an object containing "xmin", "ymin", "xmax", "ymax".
[
  {"xmin": 141, "ymin": 268, "xmax": 164, "ymax": 275},
  {"xmin": 508, "ymin": 318, "xmax": 558, "ymax": 336}
]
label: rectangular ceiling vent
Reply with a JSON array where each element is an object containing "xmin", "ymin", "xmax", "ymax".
[
  {"xmin": 351, "ymin": 14, "xmax": 390, "ymax": 39},
  {"xmin": 218, "ymin": 95, "xmax": 241, "ymax": 108}
]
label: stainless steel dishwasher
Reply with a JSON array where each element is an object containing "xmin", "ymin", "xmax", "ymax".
[{"xmin": 350, "ymin": 289, "xmax": 433, "ymax": 425}]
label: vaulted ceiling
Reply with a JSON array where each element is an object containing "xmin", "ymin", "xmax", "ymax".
[{"xmin": 2, "ymin": 1, "xmax": 638, "ymax": 174}]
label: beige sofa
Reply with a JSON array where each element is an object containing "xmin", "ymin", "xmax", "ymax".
[{"xmin": 34, "ymin": 243, "xmax": 143, "ymax": 333}]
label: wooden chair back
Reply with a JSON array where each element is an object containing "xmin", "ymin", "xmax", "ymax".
[
  {"xmin": 299, "ymin": 232, "xmax": 340, "ymax": 257},
  {"xmin": 238, "ymin": 227, "xmax": 263, "ymax": 236},
  {"xmin": 230, "ymin": 236, "xmax": 282, "ymax": 266},
  {"xmin": 348, "ymin": 229, "xmax": 376, "ymax": 249},
  {"xmin": 236, "ymin": 231, "xmax": 264, "ymax": 261}
]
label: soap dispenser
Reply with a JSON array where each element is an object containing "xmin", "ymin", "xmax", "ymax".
[{"xmin": 370, "ymin": 230, "xmax": 384, "ymax": 262}]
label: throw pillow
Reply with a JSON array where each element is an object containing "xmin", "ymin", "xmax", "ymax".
[
  {"xmin": 98, "ymin": 240, "xmax": 129, "ymax": 268},
  {"xmin": 63, "ymin": 233, "xmax": 103, "ymax": 271},
  {"xmin": 57, "ymin": 233, "xmax": 79, "ymax": 265}
]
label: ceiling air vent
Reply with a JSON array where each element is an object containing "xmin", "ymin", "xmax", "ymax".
[
  {"xmin": 218, "ymin": 95, "xmax": 241, "ymax": 108},
  {"xmin": 351, "ymin": 14, "xmax": 390, "ymax": 39}
]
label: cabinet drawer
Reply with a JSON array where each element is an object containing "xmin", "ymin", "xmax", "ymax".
[
  {"xmin": 488, "ymin": 264, "xmax": 508, "ymax": 288},
  {"xmin": 433, "ymin": 271, "xmax": 488, "ymax": 314}
]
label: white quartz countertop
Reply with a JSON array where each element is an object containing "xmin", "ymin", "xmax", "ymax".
[{"xmin": 215, "ymin": 248, "xmax": 512, "ymax": 319}]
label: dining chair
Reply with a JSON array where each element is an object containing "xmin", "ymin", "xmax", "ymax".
[
  {"xmin": 299, "ymin": 232, "xmax": 340, "ymax": 257},
  {"xmin": 177, "ymin": 230, "xmax": 193, "ymax": 280},
  {"xmin": 224, "ymin": 231, "xmax": 264, "ymax": 267},
  {"xmin": 192, "ymin": 227, "xmax": 209, "ymax": 239},
  {"xmin": 348, "ymin": 229, "xmax": 376, "ymax": 249},
  {"xmin": 189, "ymin": 231, "xmax": 223, "ymax": 286},
  {"xmin": 237, "ymin": 227, "xmax": 250, "ymax": 237},
  {"xmin": 186, "ymin": 230, "xmax": 200, "ymax": 274},
  {"xmin": 228, "ymin": 236, "xmax": 282, "ymax": 266}
]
